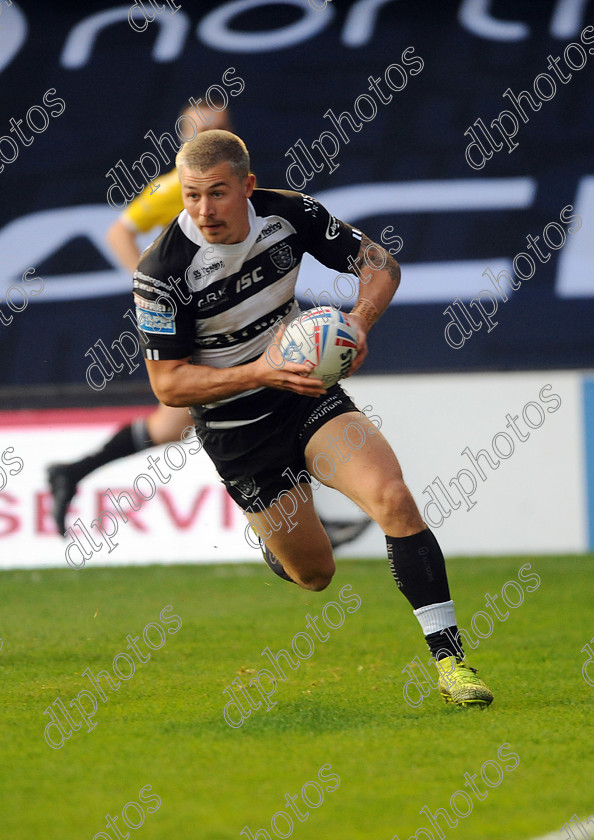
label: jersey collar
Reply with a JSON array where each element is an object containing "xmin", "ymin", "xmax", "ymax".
[{"xmin": 177, "ymin": 200, "xmax": 264, "ymax": 257}]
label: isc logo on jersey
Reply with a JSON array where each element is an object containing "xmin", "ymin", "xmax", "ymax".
[{"xmin": 236, "ymin": 266, "xmax": 265, "ymax": 292}]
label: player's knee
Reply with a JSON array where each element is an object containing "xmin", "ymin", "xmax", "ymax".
[
  {"xmin": 298, "ymin": 571, "xmax": 334, "ymax": 591},
  {"xmin": 372, "ymin": 477, "xmax": 417, "ymax": 522},
  {"xmin": 294, "ymin": 557, "xmax": 335, "ymax": 591}
]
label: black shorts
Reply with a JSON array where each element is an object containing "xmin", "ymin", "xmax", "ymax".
[{"xmin": 194, "ymin": 384, "xmax": 358, "ymax": 510}]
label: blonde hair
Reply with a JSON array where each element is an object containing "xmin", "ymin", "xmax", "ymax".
[{"xmin": 176, "ymin": 129, "xmax": 249, "ymax": 180}]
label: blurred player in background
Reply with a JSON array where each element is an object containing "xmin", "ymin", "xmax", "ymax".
[{"xmin": 47, "ymin": 100, "xmax": 370, "ymax": 549}]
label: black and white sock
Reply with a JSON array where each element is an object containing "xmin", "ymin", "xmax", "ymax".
[{"xmin": 386, "ymin": 528, "xmax": 464, "ymax": 660}]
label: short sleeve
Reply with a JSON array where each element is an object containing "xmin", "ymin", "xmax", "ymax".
[
  {"xmin": 297, "ymin": 193, "xmax": 362, "ymax": 272},
  {"xmin": 133, "ymin": 234, "xmax": 195, "ymax": 361}
]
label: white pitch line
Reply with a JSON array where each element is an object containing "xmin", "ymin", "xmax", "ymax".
[
  {"xmin": 528, "ymin": 817, "xmax": 593, "ymax": 840},
  {"xmin": 528, "ymin": 833, "xmax": 571, "ymax": 840}
]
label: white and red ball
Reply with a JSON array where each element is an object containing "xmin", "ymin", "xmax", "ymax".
[{"xmin": 279, "ymin": 306, "xmax": 359, "ymax": 388}]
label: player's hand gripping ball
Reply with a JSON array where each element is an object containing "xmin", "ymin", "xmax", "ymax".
[{"xmin": 279, "ymin": 307, "xmax": 359, "ymax": 388}]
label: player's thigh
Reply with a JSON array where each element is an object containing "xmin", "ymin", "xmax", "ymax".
[
  {"xmin": 246, "ymin": 482, "xmax": 334, "ymax": 588},
  {"xmin": 146, "ymin": 404, "xmax": 191, "ymax": 443},
  {"xmin": 304, "ymin": 411, "xmax": 419, "ymax": 524}
]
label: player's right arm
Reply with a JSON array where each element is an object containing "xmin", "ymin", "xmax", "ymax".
[
  {"xmin": 145, "ymin": 350, "xmax": 327, "ymax": 407},
  {"xmin": 135, "ymin": 284, "xmax": 327, "ymax": 404},
  {"xmin": 106, "ymin": 219, "xmax": 141, "ymax": 273},
  {"xmin": 134, "ymin": 210, "xmax": 326, "ymax": 405}
]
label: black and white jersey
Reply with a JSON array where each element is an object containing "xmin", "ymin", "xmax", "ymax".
[{"xmin": 133, "ymin": 189, "xmax": 362, "ymax": 428}]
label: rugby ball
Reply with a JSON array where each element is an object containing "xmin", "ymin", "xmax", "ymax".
[{"xmin": 279, "ymin": 306, "xmax": 359, "ymax": 388}]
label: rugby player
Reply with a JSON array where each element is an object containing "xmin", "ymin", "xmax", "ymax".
[
  {"xmin": 47, "ymin": 104, "xmax": 369, "ymax": 550},
  {"xmin": 132, "ymin": 129, "xmax": 493, "ymax": 707}
]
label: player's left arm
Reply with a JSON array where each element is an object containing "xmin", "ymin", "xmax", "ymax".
[
  {"xmin": 289, "ymin": 191, "xmax": 400, "ymax": 375},
  {"xmin": 347, "ymin": 233, "xmax": 401, "ymax": 375}
]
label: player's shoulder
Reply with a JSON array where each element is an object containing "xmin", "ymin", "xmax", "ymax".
[
  {"xmin": 136, "ymin": 215, "xmax": 195, "ymax": 282},
  {"xmin": 250, "ymin": 188, "xmax": 320, "ymax": 225}
]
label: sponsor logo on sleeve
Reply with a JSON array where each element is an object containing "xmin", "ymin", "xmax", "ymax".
[
  {"xmin": 133, "ymin": 270, "xmax": 173, "ymax": 292},
  {"xmin": 136, "ymin": 307, "xmax": 176, "ymax": 335},
  {"xmin": 133, "ymin": 293, "xmax": 169, "ymax": 312},
  {"xmin": 133, "ymin": 279, "xmax": 159, "ymax": 294},
  {"xmin": 325, "ymin": 215, "xmax": 340, "ymax": 240},
  {"xmin": 301, "ymin": 194, "xmax": 319, "ymax": 217}
]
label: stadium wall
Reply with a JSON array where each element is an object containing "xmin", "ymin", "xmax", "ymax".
[{"xmin": 0, "ymin": 369, "xmax": 590, "ymax": 570}]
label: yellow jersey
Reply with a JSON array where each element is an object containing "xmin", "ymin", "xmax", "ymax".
[{"xmin": 121, "ymin": 168, "xmax": 183, "ymax": 233}]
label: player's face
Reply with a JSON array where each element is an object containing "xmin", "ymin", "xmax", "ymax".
[{"xmin": 180, "ymin": 163, "xmax": 255, "ymax": 245}]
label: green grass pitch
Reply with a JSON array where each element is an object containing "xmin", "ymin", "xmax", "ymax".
[{"xmin": 1, "ymin": 555, "xmax": 592, "ymax": 840}]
